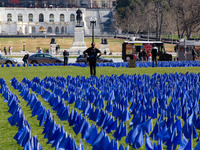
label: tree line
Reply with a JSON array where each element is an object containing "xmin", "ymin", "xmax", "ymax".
[{"xmin": 114, "ymin": 0, "xmax": 200, "ymax": 40}]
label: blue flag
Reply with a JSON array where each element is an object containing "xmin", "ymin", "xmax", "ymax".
[{"xmin": 132, "ymin": 129, "xmax": 144, "ymax": 149}]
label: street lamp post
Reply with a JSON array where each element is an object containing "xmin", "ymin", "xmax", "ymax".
[
  {"xmin": 90, "ymin": 17, "xmax": 96, "ymax": 43},
  {"xmin": 23, "ymin": 42, "xmax": 25, "ymax": 51}
]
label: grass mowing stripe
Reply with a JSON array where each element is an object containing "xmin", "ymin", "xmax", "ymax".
[{"xmin": 0, "ymin": 95, "xmax": 22, "ymax": 150}]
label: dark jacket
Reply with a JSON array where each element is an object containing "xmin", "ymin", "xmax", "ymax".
[
  {"xmin": 22, "ymin": 54, "xmax": 29, "ymax": 61},
  {"xmin": 83, "ymin": 47, "xmax": 101, "ymax": 61},
  {"xmin": 63, "ymin": 51, "xmax": 69, "ymax": 57}
]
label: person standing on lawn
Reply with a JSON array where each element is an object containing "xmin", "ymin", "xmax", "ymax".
[
  {"xmin": 83, "ymin": 42, "xmax": 102, "ymax": 76},
  {"xmin": 151, "ymin": 44, "xmax": 158, "ymax": 67},
  {"xmin": 63, "ymin": 50, "xmax": 69, "ymax": 66}
]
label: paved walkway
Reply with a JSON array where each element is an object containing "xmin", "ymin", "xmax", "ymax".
[{"xmin": 0, "ymin": 51, "xmax": 177, "ymax": 57}]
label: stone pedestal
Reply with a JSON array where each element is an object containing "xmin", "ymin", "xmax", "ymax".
[
  {"xmin": 100, "ymin": 44, "xmax": 110, "ymax": 54},
  {"xmin": 70, "ymin": 27, "xmax": 87, "ymax": 54}
]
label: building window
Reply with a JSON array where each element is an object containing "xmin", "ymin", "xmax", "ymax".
[
  {"xmin": 7, "ymin": 13, "xmax": 12, "ymax": 22},
  {"xmin": 39, "ymin": 13, "xmax": 44, "ymax": 22},
  {"xmin": 29, "ymin": 14, "xmax": 33, "ymax": 22},
  {"xmin": 61, "ymin": 26, "xmax": 64, "ymax": 34},
  {"xmin": 32, "ymin": 27, "xmax": 36, "ymax": 33},
  {"xmin": 102, "ymin": 1, "xmax": 106, "ymax": 8},
  {"xmin": 65, "ymin": 27, "xmax": 67, "ymax": 34},
  {"xmin": 49, "ymin": 14, "xmax": 54, "ymax": 22},
  {"xmin": 112, "ymin": 1, "xmax": 116, "ymax": 6},
  {"xmin": 70, "ymin": 14, "xmax": 75, "ymax": 22},
  {"xmin": 18, "ymin": 14, "xmax": 23, "ymax": 22},
  {"xmin": 60, "ymin": 14, "xmax": 65, "ymax": 22},
  {"xmin": 25, "ymin": 27, "xmax": 28, "ymax": 34},
  {"xmin": 55, "ymin": 27, "xmax": 59, "ymax": 34},
  {"xmin": 93, "ymin": 1, "xmax": 98, "ymax": 8},
  {"xmin": 47, "ymin": 27, "xmax": 52, "ymax": 33}
]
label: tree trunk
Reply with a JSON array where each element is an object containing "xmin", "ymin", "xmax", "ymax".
[
  {"xmin": 159, "ymin": 11, "xmax": 164, "ymax": 41},
  {"xmin": 156, "ymin": 6, "xmax": 159, "ymax": 41}
]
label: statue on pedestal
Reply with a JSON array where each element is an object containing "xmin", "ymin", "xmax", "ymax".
[
  {"xmin": 76, "ymin": 9, "xmax": 82, "ymax": 27},
  {"xmin": 50, "ymin": 38, "xmax": 56, "ymax": 44}
]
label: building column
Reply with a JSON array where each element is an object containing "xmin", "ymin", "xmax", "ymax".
[
  {"xmin": 90, "ymin": 0, "xmax": 93, "ymax": 8},
  {"xmin": 22, "ymin": 26, "xmax": 25, "ymax": 34},
  {"xmin": 29, "ymin": 26, "xmax": 32, "ymax": 34}
]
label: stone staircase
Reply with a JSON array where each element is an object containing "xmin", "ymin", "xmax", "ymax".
[
  {"xmin": 84, "ymin": 9, "xmax": 102, "ymax": 35},
  {"xmin": 83, "ymin": 9, "xmax": 114, "ymax": 35},
  {"xmin": 98, "ymin": 9, "xmax": 114, "ymax": 34}
]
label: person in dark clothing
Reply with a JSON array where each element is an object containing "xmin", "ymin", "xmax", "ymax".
[
  {"xmin": 83, "ymin": 42, "xmax": 102, "ymax": 76},
  {"xmin": 4, "ymin": 47, "xmax": 7, "ymax": 55},
  {"xmin": 22, "ymin": 53, "xmax": 29, "ymax": 67},
  {"xmin": 138, "ymin": 50, "xmax": 143, "ymax": 61},
  {"xmin": 192, "ymin": 48, "xmax": 197, "ymax": 61},
  {"xmin": 63, "ymin": 50, "xmax": 69, "ymax": 66},
  {"xmin": 142, "ymin": 48, "xmax": 147, "ymax": 61},
  {"xmin": 151, "ymin": 44, "xmax": 158, "ymax": 67}
]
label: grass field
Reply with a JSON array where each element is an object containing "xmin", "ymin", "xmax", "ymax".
[
  {"xmin": 0, "ymin": 37, "xmax": 175, "ymax": 53},
  {"xmin": 1, "ymin": 66, "xmax": 200, "ymax": 150}
]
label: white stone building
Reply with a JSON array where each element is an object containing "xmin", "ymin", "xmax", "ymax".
[
  {"xmin": 0, "ymin": 7, "xmax": 114, "ymax": 35},
  {"xmin": 0, "ymin": 7, "xmax": 82, "ymax": 35}
]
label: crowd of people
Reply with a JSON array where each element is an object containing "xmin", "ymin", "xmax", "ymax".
[
  {"xmin": 137, "ymin": 48, "xmax": 152, "ymax": 62},
  {"xmin": 135, "ymin": 44, "xmax": 158, "ymax": 67}
]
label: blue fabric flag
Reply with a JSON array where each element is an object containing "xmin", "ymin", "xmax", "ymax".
[
  {"xmin": 92, "ymin": 130, "xmax": 105, "ymax": 146},
  {"xmin": 93, "ymin": 133, "xmax": 111, "ymax": 150},
  {"xmin": 184, "ymin": 136, "xmax": 193, "ymax": 150},
  {"xmin": 77, "ymin": 139, "xmax": 84, "ymax": 150},
  {"xmin": 145, "ymin": 133, "xmax": 153, "ymax": 150},
  {"xmin": 73, "ymin": 117, "xmax": 86, "ymax": 135},
  {"xmin": 81, "ymin": 121, "xmax": 90, "ymax": 139},
  {"xmin": 59, "ymin": 107, "xmax": 69, "ymax": 121},
  {"xmin": 86, "ymin": 125, "xmax": 98, "ymax": 144},
  {"xmin": 194, "ymin": 140, "xmax": 200, "ymax": 150},
  {"xmin": 126, "ymin": 126, "xmax": 139, "ymax": 144},
  {"xmin": 178, "ymin": 135, "xmax": 188, "ymax": 150},
  {"xmin": 140, "ymin": 119, "xmax": 153, "ymax": 134},
  {"xmin": 119, "ymin": 143, "xmax": 125, "ymax": 150},
  {"xmin": 132, "ymin": 129, "xmax": 144, "ymax": 149}
]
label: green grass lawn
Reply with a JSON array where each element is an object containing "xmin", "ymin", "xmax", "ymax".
[{"xmin": 0, "ymin": 66, "xmax": 200, "ymax": 150}]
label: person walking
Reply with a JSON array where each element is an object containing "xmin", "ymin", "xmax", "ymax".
[
  {"xmin": 63, "ymin": 50, "xmax": 69, "ymax": 66},
  {"xmin": 83, "ymin": 42, "xmax": 102, "ymax": 76},
  {"xmin": 151, "ymin": 44, "xmax": 158, "ymax": 67},
  {"xmin": 22, "ymin": 53, "xmax": 29, "ymax": 67}
]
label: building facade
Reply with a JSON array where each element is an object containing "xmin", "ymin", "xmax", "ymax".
[
  {"xmin": 0, "ymin": 0, "xmax": 116, "ymax": 8},
  {"xmin": 0, "ymin": 7, "xmax": 114, "ymax": 35}
]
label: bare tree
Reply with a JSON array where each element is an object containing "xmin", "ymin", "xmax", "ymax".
[
  {"xmin": 173, "ymin": 0, "xmax": 200, "ymax": 39},
  {"xmin": 114, "ymin": 6, "xmax": 145, "ymax": 34}
]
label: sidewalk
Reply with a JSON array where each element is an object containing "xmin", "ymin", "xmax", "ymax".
[{"xmin": 0, "ymin": 51, "xmax": 177, "ymax": 57}]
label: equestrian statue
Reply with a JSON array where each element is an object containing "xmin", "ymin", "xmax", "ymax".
[{"xmin": 76, "ymin": 8, "xmax": 82, "ymax": 27}]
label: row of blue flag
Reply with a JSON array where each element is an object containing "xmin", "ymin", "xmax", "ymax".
[
  {"xmin": 1, "ymin": 60, "xmax": 200, "ymax": 68},
  {"xmin": 11, "ymin": 77, "xmax": 130, "ymax": 150},
  {"xmin": 0, "ymin": 78, "xmax": 42, "ymax": 150},
  {"xmin": 17, "ymin": 72, "xmax": 200, "ymax": 149},
  {"xmin": 9, "ymin": 78, "xmax": 87, "ymax": 150},
  {"xmin": 2, "ymin": 71, "xmax": 200, "ymax": 149}
]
